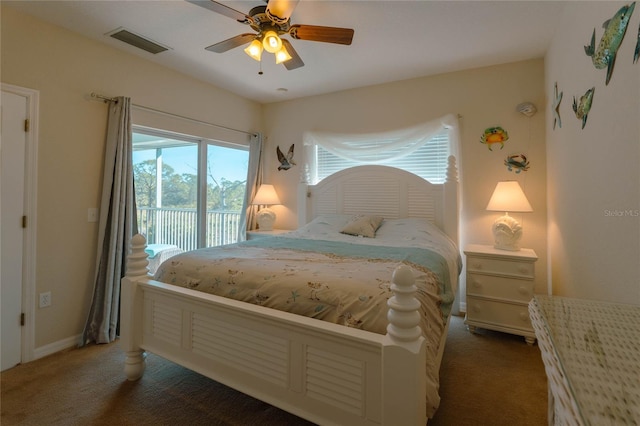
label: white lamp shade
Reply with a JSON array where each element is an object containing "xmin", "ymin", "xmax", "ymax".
[
  {"xmin": 252, "ymin": 184, "xmax": 280, "ymax": 231},
  {"xmin": 252, "ymin": 184, "xmax": 281, "ymax": 206},
  {"xmin": 486, "ymin": 181, "xmax": 532, "ymax": 251},
  {"xmin": 486, "ymin": 181, "xmax": 532, "ymax": 213}
]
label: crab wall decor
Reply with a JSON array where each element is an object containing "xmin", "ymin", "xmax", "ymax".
[
  {"xmin": 505, "ymin": 154, "xmax": 530, "ymax": 173},
  {"xmin": 480, "ymin": 126, "xmax": 509, "ymax": 151}
]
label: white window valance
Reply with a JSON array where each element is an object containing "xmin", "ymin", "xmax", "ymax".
[{"xmin": 302, "ymin": 113, "xmax": 460, "ymax": 183}]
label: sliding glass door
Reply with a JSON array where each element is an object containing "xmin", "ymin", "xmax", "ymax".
[{"xmin": 132, "ymin": 127, "xmax": 249, "ymax": 255}]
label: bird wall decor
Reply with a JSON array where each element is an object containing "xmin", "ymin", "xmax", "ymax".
[{"xmin": 277, "ymin": 144, "xmax": 296, "ymax": 171}]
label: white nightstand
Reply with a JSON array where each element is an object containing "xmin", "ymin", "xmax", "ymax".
[
  {"xmin": 464, "ymin": 244, "xmax": 538, "ymax": 344},
  {"xmin": 246, "ymin": 229, "xmax": 289, "ymax": 240}
]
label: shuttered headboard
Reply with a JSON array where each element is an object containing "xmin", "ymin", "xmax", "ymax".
[{"xmin": 298, "ymin": 156, "xmax": 459, "ymax": 245}]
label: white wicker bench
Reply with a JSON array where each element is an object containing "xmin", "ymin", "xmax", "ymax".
[{"xmin": 529, "ymin": 296, "xmax": 640, "ymax": 425}]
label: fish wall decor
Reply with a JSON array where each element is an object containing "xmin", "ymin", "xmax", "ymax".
[
  {"xmin": 276, "ymin": 144, "xmax": 296, "ymax": 171},
  {"xmin": 480, "ymin": 126, "xmax": 509, "ymax": 151},
  {"xmin": 584, "ymin": 2, "xmax": 636, "ymax": 85},
  {"xmin": 552, "ymin": 82, "xmax": 563, "ymax": 130},
  {"xmin": 505, "ymin": 154, "xmax": 530, "ymax": 173},
  {"xmin": 572, "ymin": 87, "xmax": 595, "ymax": 129}
]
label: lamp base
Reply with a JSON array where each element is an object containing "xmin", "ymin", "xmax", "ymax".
[
  {"xmin": 256, "ymin": 208, "xmax": 276, "ymax": 231},
  {"xmin": 492, "ymin": 213, "xmax": 523, "ymax": 251}
]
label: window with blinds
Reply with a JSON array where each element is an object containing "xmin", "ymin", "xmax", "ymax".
[{"xmin": 315, "ymin": 131, "xmax": 450, "ymax": 184}]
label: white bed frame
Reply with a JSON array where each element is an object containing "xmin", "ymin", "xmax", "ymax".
[{"xmin": 120, "ymin": 157, "xmax": 459, "ymax": 425}]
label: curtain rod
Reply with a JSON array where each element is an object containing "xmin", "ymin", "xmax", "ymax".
[{"xmin": 89, "ymin": 92, "xmax": 257, "ymax": 137}]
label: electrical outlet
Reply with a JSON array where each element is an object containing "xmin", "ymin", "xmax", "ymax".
[
  {"xmin": 39, "ymin": 291, "xmax": 51, "ymax": 308},
  {"xmin": 88, "ymin": 208, "xmax": 99, "ymax": 223}
]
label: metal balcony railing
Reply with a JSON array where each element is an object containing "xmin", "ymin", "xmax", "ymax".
[{"xmin": 137, "ymin": 207, "xmax": 242, "ymax": 252}]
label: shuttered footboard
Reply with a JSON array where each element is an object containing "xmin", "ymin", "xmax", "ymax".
[{"xmin": 121, "ymin": 235, "xmax": 428, "ymax": 426}]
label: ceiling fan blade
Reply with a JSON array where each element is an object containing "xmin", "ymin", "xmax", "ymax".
[
  {"xmin": 205, "ymin": 33, "xmax": 255, "ymax": 53},
  {"xmin": 281, "ymin": 39, "xmax": 304, "ymax": 70},
  {"xmin": 266, "ymin": 0, "xmax": 300, "ymax": 25},
  {"xmin": 289, "ymin": 24, "xmax": 354, "ymax": 45},
  {"xmin": 186, "ymin": 0, "xmax": 252, "ymax": 24}
]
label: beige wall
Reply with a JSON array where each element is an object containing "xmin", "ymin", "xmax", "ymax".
[
  {"xmin": 3, "ymin": 4, "xmax": 554, "ymax": 351},
  {"xmin": 545, "ymin": 1, "xmax": 640, "ymax": 304},
  {"xmin": 262, "ymin": 59, "xmax": 549, "ymax": 300},
  {"xmin": 1, "ymin": 5, "xmax": 263, "ymax": 349}
]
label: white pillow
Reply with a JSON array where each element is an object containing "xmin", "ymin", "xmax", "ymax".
[{"xmin": 340, "ymin": 215, "xmax": 384, "ymax": 238}]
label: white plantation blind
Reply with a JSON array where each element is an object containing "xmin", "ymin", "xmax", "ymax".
[
  {"xmin": 316, "ymin": 131, "xmax": 449, "ymax": 183},
  {"xmin": 304, "ymin": 114, "xmax": 458, "ymax": 184}
]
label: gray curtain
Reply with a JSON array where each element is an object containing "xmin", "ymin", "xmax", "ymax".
[
  {"xmin": 82, "ymin": 96, "xmax": 137, "ymax": 345},
  {"xmin": 239, "ymin": 133, "xmax": 263, "ymax": 239}
]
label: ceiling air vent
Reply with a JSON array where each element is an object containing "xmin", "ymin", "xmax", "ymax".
[{"xmin": 107, "ymin": 28, "xmax": 170, "ymax": 54}]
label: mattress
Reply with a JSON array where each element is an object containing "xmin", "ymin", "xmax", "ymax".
[{"xmin": 155, "ymin": 215, "xmax": 460, "ymax": 334}]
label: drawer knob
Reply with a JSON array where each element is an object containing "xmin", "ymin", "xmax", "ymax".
[
  {"xmin": 518, "ymin": 266, "xmax": 529, "ymax": 274},
  {"xmin": 519, "ymin": 312, "xmax": 529, "ymax": 321},
  {"xmin": 472, "ymin": 279, "xmax": 482, "ymax": 288},
  {"xmin": 473, "ymin": 262, "xmax": 482, "ymax": 269},
  {"xmin": 518, "ymin": 286, "xmax": 529, "ymax": 295}
]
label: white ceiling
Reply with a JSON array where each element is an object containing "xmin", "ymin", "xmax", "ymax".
[{"xmin": 6, "ymin": 0, "xmax": 565, "ymax": 104}]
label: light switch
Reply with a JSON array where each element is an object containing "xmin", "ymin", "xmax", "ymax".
[{"xmin": 88, "ymin": 208, "xmax": 98, "ymax": 223}]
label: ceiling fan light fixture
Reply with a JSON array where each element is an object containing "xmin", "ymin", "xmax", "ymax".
[
  {"xmin": 262, "ymin": 30, "xmax": 282, "ymax": 53},
  {"xmin": 244, "ymin": 39, "xmax": 263, "ymax": 61},
  {"xmin": 275, "ymin": 45, "xmax": 292, "ymax": 64}
]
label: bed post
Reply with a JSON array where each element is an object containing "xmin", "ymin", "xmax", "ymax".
[
  {"xmin": 120, "ymin": 233, "xmax": 149, "ymax": 381},
  {"xmin": 298, "ymin": 181, "xmax": 310, "ymax": 227},
  {"xmin": 443, "ymin": 155, "xmax": 459, "ymax": 246},
  {"xmin": 382, "ymin": 265, "xmax": 427, "ymax": 425}
]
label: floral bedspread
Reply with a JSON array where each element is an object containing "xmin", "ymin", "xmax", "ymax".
[{"xmin": 154, "ymin": 237, "xmax": 453, "ymax": 337}]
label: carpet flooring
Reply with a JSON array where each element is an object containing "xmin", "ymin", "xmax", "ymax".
[{"xmin": 1, "ymin": 315, "xmax": 548, "ymax": 425}]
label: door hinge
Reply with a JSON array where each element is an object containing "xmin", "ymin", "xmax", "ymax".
[
  {"xmin": 21, "ymin": 313, "xmax": 25, "ymax": 326},
  {"xmin": 22, "ymin": 215, "xmax": 27, "ymax": 228},
  {"xmin": 24, "ymin": 119, "xmax": 30, "ymax": 132}
]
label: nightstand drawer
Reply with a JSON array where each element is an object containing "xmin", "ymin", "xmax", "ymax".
[
  {"xmin": 466, "ymin": 273, "xmax": 533, "ymax": 303},
  {"xmin": 466, "ymin": 256, "xmax": 534, "ymax": 279},
  {"xmin": 466, "ymin": 297, "xmax": 533, "ymax": 331}
]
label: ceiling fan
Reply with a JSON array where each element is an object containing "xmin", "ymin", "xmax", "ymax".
[{"xmin": 187, "ymin": 0, "xmax": 354, "ymax": 70}]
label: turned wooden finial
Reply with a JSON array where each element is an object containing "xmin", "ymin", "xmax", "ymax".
[
  {"xmin": 126, "ymin": 234, "xmax": 149, "ymax": 278},
  {"xmin": 387, "ymin": 265, "xmax": 422, "ymax": 342},
  {"xmin": 446, "ymin": 155, "xmax": 458, "ymax": 183}
]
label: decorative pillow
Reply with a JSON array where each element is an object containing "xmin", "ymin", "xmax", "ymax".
[{"xmin": 340, "ymin": 215, "xmax": 384, "ymax": 238}]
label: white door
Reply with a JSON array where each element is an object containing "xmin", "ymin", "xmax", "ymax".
[{"xmin": 1, "ymin": 90, "xmax": 27, "ymax": 371}]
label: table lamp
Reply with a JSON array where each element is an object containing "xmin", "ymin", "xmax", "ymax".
[
  {"xmin": 486, "ymin": 181, "xmax": 532, "ymax": 251},
  {"xmin": 252, "ymin": 184, "xmax": 281, "ymax": 231}
]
